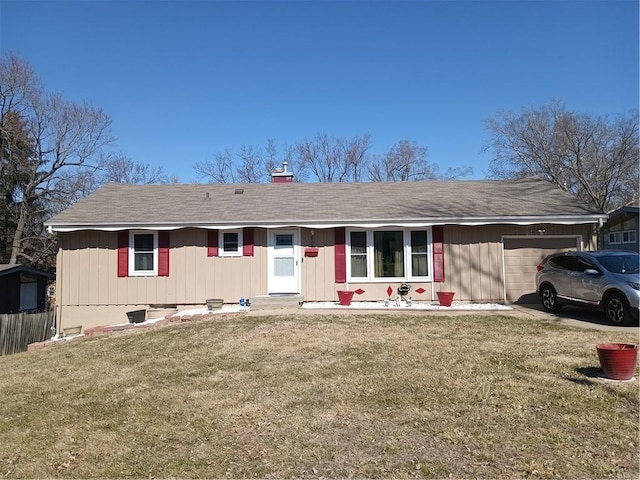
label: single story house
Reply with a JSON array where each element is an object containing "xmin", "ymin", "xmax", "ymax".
[
  {"xmin": 44, "ymin": 173, "xmax": 607, "ymax": 331},
  {"xmin": 0, "ymin": 264, "xmax": 55, "ymax": 314},
  {"xmin": 601, "ymin": 203, "xmax": 639, "ymax": 252}
]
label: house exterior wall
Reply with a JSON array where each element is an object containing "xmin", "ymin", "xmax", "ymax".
[
  {"xmin": 58, "ymin": 228, "xmax": 268, "ymax": 306},
  {"xmin": 444, "ymin": 223, "xmax": 595, "ymax": 303},
  {"xmin": 601, "ymin": 213, "xmax": 639, "ymax": 252},
  {"xmin": 55, "ymin": 223, "xmax": 597, "ymax": 330}
]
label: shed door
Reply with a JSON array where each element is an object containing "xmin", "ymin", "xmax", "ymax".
[
  {"xmin": 20, "ymin": 281, "xmax": 38, "ymax": 311},
  {"xmin": 503, "ymin": 236, "xmax": 580, "ymax": 304}
]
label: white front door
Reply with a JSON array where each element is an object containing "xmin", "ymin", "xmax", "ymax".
[{"xmin": 268, "ymin": 229, "xmax": 300, "ymax": 294}]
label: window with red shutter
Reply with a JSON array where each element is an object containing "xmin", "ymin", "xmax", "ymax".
[
  {"xmin": 432, "ymin": 226, "xmax": 445, "ymax": 282},
  {"xmin": 207, "ymin": 230, "xmax": 219, "ymax": 257},
  {"xmin": 158, "ymin": 231, "xmax": 170, "ymax": 277},
  {"xmin": 243, "ymin": 228, "xmax": 254, "ymax": 256},
  {"xmin": 342, "ymin": 228, "xmax": 436, "ymax": 282},
  {"xmin": 117, "ymin": 231, "xmax": 129, "ymax": 277}
]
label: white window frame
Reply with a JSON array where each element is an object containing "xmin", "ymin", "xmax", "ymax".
[
  {"xmin": 219, "ymin": 229, "xmax": 243, "ymax": 257},
  {"xmin": 608, "ymin": 231, "xmax": 621, "ymax": 244},
  {"xmin": 622, "ymin": 230, "xmax": 636, "ymax": 244},
  {"xmin": 346, "ymin": 227, "xmax": 432, "ymax": 282},
  {"xmin": 129, "ymin": 230, "xmax": 158, "ymax": 276}
]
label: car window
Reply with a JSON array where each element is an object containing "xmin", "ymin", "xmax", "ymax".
[
  {"xmin": 576, "ymin": 256, "xmax": 598, "ymax": 273},
  {"xmin": 548, "ymin": 256, "xmax": 577, "ymax": 271},
  {"xmin": 598, "ymin": 254, "xmax": 640, "ymax": 274}
]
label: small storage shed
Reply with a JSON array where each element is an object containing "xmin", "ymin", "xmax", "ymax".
[{"xmin": 0, "ymin": 264, "xmax": 55, "ymax": 314}]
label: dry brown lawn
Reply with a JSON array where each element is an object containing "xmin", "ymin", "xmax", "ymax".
[{"xmin": 0, "ymin": 313, "xmax": 638, "ymax": 479}]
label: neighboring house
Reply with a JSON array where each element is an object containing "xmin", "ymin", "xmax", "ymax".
[
  {"xmin": 44, "ymin": 172, "xmax": 607, "ymax": 331},
  {"xmin": 601, "ymin": 204, "xmax": 639, "ymax": 252},
  {"xmin": 0, "ymin": 264, "xmax": 55, "ymax": 314}
]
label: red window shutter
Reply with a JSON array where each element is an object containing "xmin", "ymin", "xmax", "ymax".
[
  {"xmin": 117, "ymin": 230, "xmax": 129, "ymax": 277},
  {"xmin": 334, "ymin": 227, "xmax": 346, "ymax": 283},
  {"xmin": 207, "ymin": 230, "xmax": 219, "ymax": 256},
  {"xmin": 432, "ymin": 226, "xmax": 445, "ymax": 282},
  {"xmin": 243, "ymin": 228, "xmax": 254, "ymax": 256},
  {"xmin": 158, "ymin": 231, "xmax": 170, "ymax": 277}
]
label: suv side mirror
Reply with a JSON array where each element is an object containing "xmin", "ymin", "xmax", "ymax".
[{"xmin": 584, "ymin": 268, "xmax": 600, "ymax": 276}]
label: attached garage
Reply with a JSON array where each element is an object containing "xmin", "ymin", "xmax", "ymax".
[{"xmin": 502, "ymin": 236, "xmax": 582, "ymax": 304}]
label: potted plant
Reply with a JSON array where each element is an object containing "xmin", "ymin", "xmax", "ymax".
[
  {"xmin": 206, "ymin": 298, "xmax": 224, "ymax": 311},
  {"xmin": 596, "ymin": 343, "xmax": 638, "ymax": 380},
  {"xmin": 337, "ymin": 283, "xmax": 354, "ymax": 306},
  {"xmin": 436, "ymin": 282, "xmax": 455, "ymax": 307}
]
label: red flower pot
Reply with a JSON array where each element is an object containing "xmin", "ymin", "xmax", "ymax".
[
  {"xmin": 436, "ymin": 291, "xmax": 455, "ymax": 307},
  {"xmin": 337, "ymin": 290, "xmax": 354, "ymax": 306},
  {"xmin": 596, "ymin": 343, "xmax": 638, "ymax": 380}
]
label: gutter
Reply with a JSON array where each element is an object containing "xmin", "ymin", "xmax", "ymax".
[{"xmin": 45, "ymin": 214, "xmax": 609, "ymax": 233}]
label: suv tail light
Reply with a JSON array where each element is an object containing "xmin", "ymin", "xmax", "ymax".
[{"xmin": 536, "ymin": 264, "xmax": 544, "ymax": 272}]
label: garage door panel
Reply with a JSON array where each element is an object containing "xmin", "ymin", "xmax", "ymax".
[{"xmin": 504, "ymin": 237, "xmax": 579, "ymax": 304}]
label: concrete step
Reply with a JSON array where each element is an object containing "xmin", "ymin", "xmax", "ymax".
[{"xmin": 250, "ymin": 294, "xmax": 304, "ymax": 310}]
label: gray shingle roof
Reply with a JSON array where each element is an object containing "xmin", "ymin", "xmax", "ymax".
[{"xmin": 45, "ymin": 177, "xmax": 606, "ymax": 231}]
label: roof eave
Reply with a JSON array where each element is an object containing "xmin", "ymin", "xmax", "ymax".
[{"xmin": 46, "ymin": 214, "xmax": 608, "ymax": 233}]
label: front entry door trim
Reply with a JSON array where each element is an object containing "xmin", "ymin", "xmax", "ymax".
[{"xmin": 267, "ymin": 228, "xmax": 300, "ymax": 294}]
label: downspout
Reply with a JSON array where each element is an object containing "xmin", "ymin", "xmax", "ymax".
[{"xmin": 55, "ymin": 236, "xmax": 63, "ymax": 339}]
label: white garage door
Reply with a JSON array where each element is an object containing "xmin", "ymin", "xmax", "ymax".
[{"xmin": 503, "ymin": 237, "xmax": 580, "ymax": 304}]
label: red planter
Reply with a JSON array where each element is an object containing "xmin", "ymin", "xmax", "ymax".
[
  {"xmin": 596, "ymin": 343, "xmax": 638, "ymax": 380},
  {"xmin": 337, "ymin": 290, "xmax": 354, "ymax": 306},
  {"xmin": 436, "ymin": 291, "xmax": 455, "ymax": 307}
]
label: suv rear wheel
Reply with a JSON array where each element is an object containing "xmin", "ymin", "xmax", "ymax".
[
  {"xmin": 540, "ymin": 285, "xmax": 562, "ymax": 313},
  {"xmin": 604, "ymin": 293, "xmax": 630, "ymax": 325}
]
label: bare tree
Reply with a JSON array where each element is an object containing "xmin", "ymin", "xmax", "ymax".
[
  {"xmin": 440, "ymin": 165, "xmax": 474, "ymax": 180},
  {"xmin": 294, "ymin": 132, "xmax": 371, "ymax": 182},
  {"xmin": 97, "ymin": 152, "xmax": 168, "ymax": 185},
  {"xmin": 341, "ymin": 133, "xmax": 371, "ymax": 182},
  {"xmin": 368, "ymin": 140, "xmax": 439, "ymax": 181},
  {"xmin": 485, "ymin": 101, "xmax": 639, "ymax": 210},
  {"xmin": 194, "ymin": 149, "xmax": 236, "ymax": 183},
  {"xmin": 1, "ymin": 54, "xmax": 116, "ymax": 265},
  {"xmin": 237, "ymin": 144, "xmax": 268, "ymax": 183},
  {"xmin": 195, "ymin": 139, "xmax": 294, "ymax": 184}
]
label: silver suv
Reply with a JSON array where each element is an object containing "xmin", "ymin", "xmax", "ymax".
[{"xmin": 536, "ymin": 251, "xmax": 640, "ymax": 326}]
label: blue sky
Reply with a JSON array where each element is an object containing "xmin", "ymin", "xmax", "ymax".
[{"xmin": 1, "ymin": 0, "xmax": 638, "ymax": 182}]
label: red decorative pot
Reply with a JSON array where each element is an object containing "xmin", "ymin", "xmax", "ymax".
[
  {"xmin": 337, "ymin": 290, "xmax": 354, "ymax": 306},
  {"xmin": 436, "ymin": 291, "xmax": 455, "ymax": 307},
  {"xmin": 596, "ymin": 343, "xmax": 638, "ymax": 380}
]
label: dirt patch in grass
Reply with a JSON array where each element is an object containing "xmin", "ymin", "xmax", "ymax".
[{"xmin": 0, "ymin": 313, "xmax": 638, "ymax": 478}]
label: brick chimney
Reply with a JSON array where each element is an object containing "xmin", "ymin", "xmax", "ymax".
[{"xmin": 271, "ymin": 161, "xmax": 294, "ymax": 183}]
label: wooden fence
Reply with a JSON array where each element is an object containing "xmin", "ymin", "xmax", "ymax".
[{"xmin": 0, "ymin": 311, "xmax": 55, "ymax": 356}]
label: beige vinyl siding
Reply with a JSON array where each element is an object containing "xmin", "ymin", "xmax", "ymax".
[
  {"xmin": 442, "ymin": 225, "xmax": 505, "ymax": 302},
  {"xmin": 56, "ymin": 223, "xmax": 598, "ymax": 329},
  {"xmin": 300, "ymin": 229, "xmax": 336, "ymax": 302},
  {"xmin": 441, "ymin": 224, "xmax": 594, "ymax": 303},
  {"xmin": 302, "ymin": 224, "xmax": 594, "ymax": 304},
  {"xmin": 58, "ymin": 228, "xmax": 268, "ymax": 306}
]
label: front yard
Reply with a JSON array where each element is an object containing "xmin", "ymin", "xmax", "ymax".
[{"xmin": 0, "ymin": 313, "xmax": 638, "ymax": 478}]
